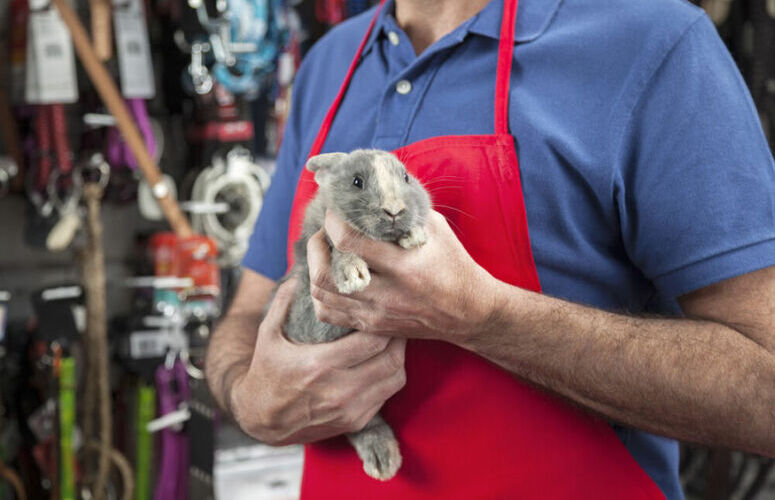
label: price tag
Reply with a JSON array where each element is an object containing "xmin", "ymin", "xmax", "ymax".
[
  {"xmin": 129, "ymin": 329, "xmax": 187, "ymax": 359},
  {"xmin": 25, "ymin": 1, "xmax": 79, "ymax": 104},
  {"xmin": 113, "ymin": 0, "xmax": 155, "ymax": 98}
]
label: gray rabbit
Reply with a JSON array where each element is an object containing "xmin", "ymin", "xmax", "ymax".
[{"xmin": 278, "ymin": 149, "xmax": 431, "ymax": 480}]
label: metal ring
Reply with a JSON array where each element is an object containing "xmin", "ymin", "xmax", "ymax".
[
  {"xmin": 82, "ymin": 153, "xmax": 111, "ymax": 190},
  {"xmin": 47, "ymin": 166, "xmax": 83, "ymax": 211}
]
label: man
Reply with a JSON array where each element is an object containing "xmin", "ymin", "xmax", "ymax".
[{"xmin": 206, "ymin": 0, "xmax": 775, "ymax": 498}]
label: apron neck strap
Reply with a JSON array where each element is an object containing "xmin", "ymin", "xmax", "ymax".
[
  {"xmin": 307, "ymin": 0, "xmax": 519, "ymax": 157},
  {"xmin": 307, "ymin": 0, "xmax": 388, "ymax": 159},
  {"xmin": 494, "ymin": 0, "xmax": 518, "ymax": 135}
]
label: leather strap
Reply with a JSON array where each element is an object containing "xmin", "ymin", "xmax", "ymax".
[
  {"xmin": 34, "ymin": 107, "xmax": 53, "ymax": 191},
  {"xmin": 50, "ymin": 104, "xmax": 73, "ymax": 174},
  {"xmin": 89, "ymin": 0, "xmax": 113, "ymax": 61},
  {"xmin": 34, "ymin": 104, "xmax": 73, "ymax": 192}
]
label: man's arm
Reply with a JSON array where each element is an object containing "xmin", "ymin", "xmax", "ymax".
[
  {"xmin": 467, "ymin": 267, "xmax": 775, "ymax": 456},
  {"xmin": 308, "ymin": 210, "xmax": 775, "ymax": 456},
  {"xmin": 206, "ymin": 268, "xmax": 275, "ymax": 412}
]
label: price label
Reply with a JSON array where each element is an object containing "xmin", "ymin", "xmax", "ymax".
[
  {"xmin": 129, "ymin": 329, "xmax": 187, "ymax": 359},
  {"xmin": 113, "ymin": 0, "xmax": 155, "ymax": 98},
  {"xmin": 25, "ymin": 3, "xmax": 79, "ymax": 104}
]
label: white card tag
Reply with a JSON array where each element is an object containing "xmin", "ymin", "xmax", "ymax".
[
  {"xmin": 113, "ymin": 0, "xmax": 155, "ymax": 99},
  {"xmin": 129, "ymin": 330, "xmax": 187, "ymax": 359},
  {"xmin": 25, "ymin": 2, "xmax": 79, "ymax": 104}
]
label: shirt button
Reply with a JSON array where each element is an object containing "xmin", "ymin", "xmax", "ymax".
[
  {"xmin": 396, "ymin": 80, "xmax": 412, "ymax": 95},
  {"xmin": 387, "ymin": 31, "xmax": 400, "ymax": 46}
]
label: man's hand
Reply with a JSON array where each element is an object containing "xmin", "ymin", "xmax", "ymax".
[
  {"xmin": 308, "ymin": 210, "xmax": 498, "ymax": 344},
  {"xmin": 229, "ymin": 278, "xmax": 407, "ymax": 446}
]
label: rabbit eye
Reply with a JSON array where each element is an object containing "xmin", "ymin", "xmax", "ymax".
[
  {"xmin": 353, "ymin": 175, "xmax": 364, "ymax": 189},
  {"xmin": 403, "ymin": 172, "xmax": 409, "ymax": 183}
]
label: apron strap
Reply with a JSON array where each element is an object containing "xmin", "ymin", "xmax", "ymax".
[
  {"xmin": 307, "ymin": 0, "xmax": 387, "ymax": 158},
  {"xmin": 308, "ymin": 0, "xmax": 518, "ymax": 153},
  {"xmin": 494, "ymin": 0, "xmax": 518, "ymax": 135}
]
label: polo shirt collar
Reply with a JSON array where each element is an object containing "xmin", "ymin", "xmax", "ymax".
[
  {"xmin": 362, "ymin": 0, "xmax": 562, "ymax": 55},
  {"xmin": 468, "ymin": 0, "xmax": 563, "ymax": 43}
]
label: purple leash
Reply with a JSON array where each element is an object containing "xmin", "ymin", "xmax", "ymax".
[
  {"xmin": 106, "ymin": 98, "xmax": 157, "ymax": 170},
  {"xmin": 154, "ymin": 359, "xmax": 190, "ymax": 500}
]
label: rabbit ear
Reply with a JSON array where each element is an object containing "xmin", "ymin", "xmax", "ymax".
[{"xmin": 306, "ymin": 152, "xmax": 347, "ymax": 172}]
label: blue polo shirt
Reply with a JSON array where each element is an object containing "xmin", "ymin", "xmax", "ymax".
[{"xmin": 243, "ymin": 0, "xmax": 775, "ymax": 497}]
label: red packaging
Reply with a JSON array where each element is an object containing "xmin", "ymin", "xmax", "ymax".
[
  {"xmin": 176, "ymin": 235, "xmax": 219, "ymax": 291},
  {"xmin": 149, "ymin": 232, "xmax": 180, "ymax": 277}
]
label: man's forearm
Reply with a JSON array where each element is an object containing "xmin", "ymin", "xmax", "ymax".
[
  {"xmin": 462, "ymin": 282, "xmax": 775, "ymax": 456},
  {"xmin": 205, "ymin": 269, "xmax": 276, "ymax": 413},
  {"xmin": 206, "ymin": 312, "xmax": 261, "ymax": 412}
]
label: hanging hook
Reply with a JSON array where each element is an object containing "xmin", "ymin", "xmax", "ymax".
[{"xmin": 164, "ymin": 349, "xmax": 177, "ymax": 371}]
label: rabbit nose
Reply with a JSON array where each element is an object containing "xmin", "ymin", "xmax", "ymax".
[{"xmin": 383, "ymin": 208, "xmax": 405, "ymax": 220}]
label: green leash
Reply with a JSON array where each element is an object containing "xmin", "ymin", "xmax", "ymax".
[
  {"xmin": 135, "ymin": 385, "xmax": 155, "ymax": 500},
  {"xmin": 58, "ymin": 356, "xmax": 77, "ymax": 500}
]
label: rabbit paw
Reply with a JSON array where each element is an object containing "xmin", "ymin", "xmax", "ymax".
[
  {"xmin": 398, "ymin": 227, "xmax": 427, "ymax": 249},
  {"xmin": 359, "ymin": 435, "xmax": 402, "ymax": 481},
  {"xmin": 333, "ymin": 256, "xmax": 371, "ymax": 294}
]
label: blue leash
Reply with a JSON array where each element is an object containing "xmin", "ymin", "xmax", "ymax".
[{"xmin": 212, "ymin": 0, "xmax": 290, "ymax": 96}]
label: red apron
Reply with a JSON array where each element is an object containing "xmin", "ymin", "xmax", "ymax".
[{"xmin": 286, "ymin": 1, "xmax": 665, "ymax": 498}]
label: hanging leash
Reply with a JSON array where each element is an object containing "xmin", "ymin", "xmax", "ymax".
[
  {"xmin": 28, "ymin": 285, "xmax": 83, "ymax": 500},
  {"xmin": 153, "ymin": 357, "xmax": 191, "ymax": 500},
  {"xmin": 50, "ymin": 0, "xmax": 193, "ymax": 236},
  {"xmin": 80, "ymin": 171, "xmax": 116, "ymax": 500},
  {"xmin": 56, "ymin": 351, "xmax": 77, "ymax": 500},
  {"xmin": 49, "ymin": 104, "xmax": 73, "ymax": 175},
  {"xmin": 79, "ymin": 164, "xmax": 135, "ymax": 500},
  {"xmin": 134, "ymin": 385, "xmax": 155, "ymax": 500},
  {"xmin": 27, "ymin": 103, "xmax": 82, "ymax": 253},
  {"xmin": 33, "ymin": 106, "xmax": 54, "ymax": 192},
  {"xmin": 106, "ymin": 98, "xmax": 158, "ymax": 170},
  {"xmin": 194, "ymin": 0, "xmax": 291, "ymax": 96}
]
